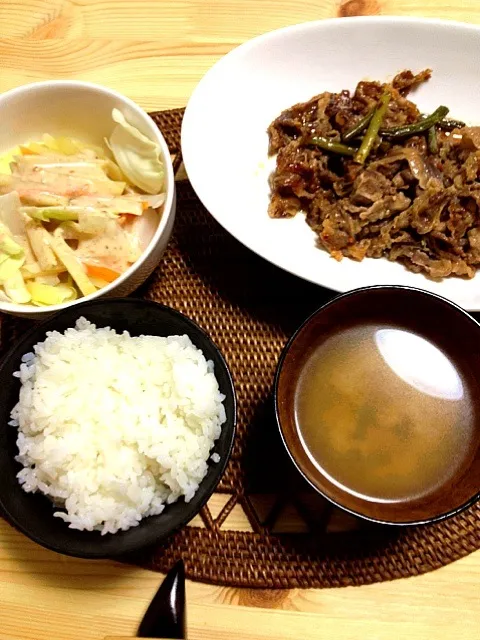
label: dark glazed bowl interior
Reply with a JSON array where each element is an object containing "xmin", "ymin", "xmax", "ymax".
[
  {"xmin": 0, "ymin": 298, "xmax": 236, "ymax": 557},
  {"xmin": 275, "ymin": 286, "xmax": 480, "ymax": 525}
]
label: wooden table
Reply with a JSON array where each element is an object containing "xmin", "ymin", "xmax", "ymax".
[{"xmin": 1, "ymin": 2, "xmax": 480, "ymax": 639}]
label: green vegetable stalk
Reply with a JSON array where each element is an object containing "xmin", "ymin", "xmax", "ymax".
[
  {"xmin": 427, "ymin": 126, "xmax": 438, "ymax": 154},
  {"xmin": 343, "ymin": 108, "xmax": 375, "ymax": 142},
  {"xmin": 436, "ymin": 118, "xmax": 466, "ymax": 131},
  {"xmin": 308, "ymin": 137, "xmax": 357, "ymax": 156},
  {"xmin": 354, "ymin": 91, "xmax": 391, "ymax": 165},
  {"xmin": 380, "ymin": 106, "xmax": 449, "ymax": 139}
]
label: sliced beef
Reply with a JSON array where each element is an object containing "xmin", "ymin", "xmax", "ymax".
[
  {"xmin": 392, "ymin": 69, "xmax": 432, "ymax": 95},
  {"xmin": 267, "ymin": 69, "xmax": 480, "ymax": 280},
  {"xmin": 351, "ymin": 169, "xmax": 393, "ymax": 205}
]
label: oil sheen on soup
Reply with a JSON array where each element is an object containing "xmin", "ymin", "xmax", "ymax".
[{"xmin": 294, "ymin": 324, "xmax": 474, "ymax": 502}]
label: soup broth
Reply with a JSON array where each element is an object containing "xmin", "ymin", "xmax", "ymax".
[{"xmin": 294, "ymin": 324, "xmax": 475, "ymax": 502}]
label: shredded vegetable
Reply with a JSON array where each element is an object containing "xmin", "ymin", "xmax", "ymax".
[
  {"xmin": 5, "ymin": 271, "xmax": 31, "ymax": 304},
  {"xmin": 26, "ymin": 281, "xmax": 77, "ymax": 306},
  {"xmin": 84, "ymin": 263, "xmax": 120, "ymax": 283},
  {"xmin": 0, "ymin": 109, "xmax": 165, "ymax": 306},
  {"xmin": 49, "ymin": 233, "xmax": 96, "ymax": 297},
  {"xmin": 0, "ymin": 254, "xmax": 25, "ymax": 283},
  {"xmin": 107, "ymin": 109, "xmax": 164, "ymax": 194}
]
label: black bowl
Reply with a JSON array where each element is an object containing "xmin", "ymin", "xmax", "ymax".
[{"xmin": 0, "ymin": 298, "xmax": 236, "ymax": 558}]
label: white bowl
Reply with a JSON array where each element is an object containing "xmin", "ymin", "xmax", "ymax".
[
  {"xmin": 182, "ymin": 17, "xmax": 480, "ymax": 311},
  {"xmin": 0, "ymin": 81, "xmax": 176, "ymax": 318}
]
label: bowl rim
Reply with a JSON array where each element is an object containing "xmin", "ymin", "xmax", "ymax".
[
  {"xmin": 274, "ymin": 284, "xmax": 480, "ymax": 526},
  {"xmin": 0, "ymin": 297, "xmax": 237, "ymax": 557},
  {"xmin": 0, "ymin": 80, "xmax": 176, "ymax": 315}
]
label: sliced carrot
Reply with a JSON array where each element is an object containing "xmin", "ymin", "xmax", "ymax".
[
  {"xmin": 84, "ymin": 263, "xmax": 121, "ymax": 283},
  {"xmin": 19, "ymin": 145, "xmax": 38, "ymax": 155},
  {"xmin": 118, "ymin": 213, "xmax": 136, "ymax": 226}
]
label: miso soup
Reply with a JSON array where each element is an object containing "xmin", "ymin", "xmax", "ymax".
[{"xmin": 294, "ymin": 324, "xmax": 475, "ymax": 502}]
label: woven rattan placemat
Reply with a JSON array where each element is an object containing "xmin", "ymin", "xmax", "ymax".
[{"xmin": 1, "ymin": 109, "xmax": 479, "ymax": 589}]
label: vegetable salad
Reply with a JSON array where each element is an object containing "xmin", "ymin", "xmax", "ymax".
[{"xmin": 0, "ymin": 109, "xmax": 165, "ymax": 306}]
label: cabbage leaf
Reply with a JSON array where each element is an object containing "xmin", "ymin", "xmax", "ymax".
[{"xmin": 107, "ymin": 109, "xmax": 164, "ymax": 195}]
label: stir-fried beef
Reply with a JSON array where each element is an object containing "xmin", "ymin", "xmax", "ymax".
[{"xmin": 267, "ymin": 70, "xmax": 480, "ymax": 280}]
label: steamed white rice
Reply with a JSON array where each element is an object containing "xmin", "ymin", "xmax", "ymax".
[{"xmin": 9, "ymin": 317, "xmax": 226, "ymax": 535}]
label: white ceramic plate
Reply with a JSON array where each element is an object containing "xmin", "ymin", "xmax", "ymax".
[{"xmin": 182, "ymin": 17, "xmax": 480, "ymax": 310}]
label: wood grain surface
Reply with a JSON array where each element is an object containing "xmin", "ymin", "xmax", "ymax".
[{"xmin": 1, "ymin": 1, "xmax": 480, "ymax": 639}]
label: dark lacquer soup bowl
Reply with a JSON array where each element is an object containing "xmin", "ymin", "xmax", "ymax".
[{"xmin": 275, "ymin": 286, "xmax": 480, "ymax": 526}]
